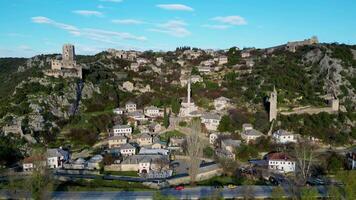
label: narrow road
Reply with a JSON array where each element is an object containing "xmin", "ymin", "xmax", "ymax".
[{"xmin": 0, "ymin": 185, "xmax": 329, "ymax": 200}]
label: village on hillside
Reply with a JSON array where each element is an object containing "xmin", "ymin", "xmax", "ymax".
[{"xmin": 1, "ymin": 37, "xmax": 356, "ymax": 198}]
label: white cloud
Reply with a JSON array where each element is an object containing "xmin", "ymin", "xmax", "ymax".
[
  {"xmin": 156, "ymin": 4, "xmax": 194, "ymax": 11},
  {"xmin": 112, "ymin": 19, "xmax": 144, "ymax": 25},
  {"xmin": 31, "ymin": 16, "xmax": 146, "ymax": 43},
  {"xmin": 73, "ymin": 10, "xmax": 103, "ymax": 17},
  {"xmin": 149, "ymin": 20, "xmax": 190, "ymax": 37},
  {"xmin": 212, "ymin": 16, "xmax": 247, "ymax": 26},
  {"xmin": 18, "ymin": 45, "xmax": 34, "ymax": 52},
  {"xmin": 31, "ymin": 16, "xmax": 81, "ymax": 35},
  {"xmin": 202, "ymin": 24, "xmax": 230, "ymax": 30},
  {"xmin": 100, "ymin": 0, "xmax": 122, "ymax": 2}
]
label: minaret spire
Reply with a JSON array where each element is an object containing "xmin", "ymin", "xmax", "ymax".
[{"xmin": 187, "ymin": 76, "xmax": 191, "ymax": 104}]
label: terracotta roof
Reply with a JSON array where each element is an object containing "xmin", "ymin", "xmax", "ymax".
[
  {"xmin": 23, "ymin": 155, "xmax": 45, "ymax": 164},
  {"xmin": 267, "ymin": 152, "xmax": 293, "ymax": 161}
]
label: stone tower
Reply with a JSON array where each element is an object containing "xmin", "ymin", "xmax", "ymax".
[
  {"xmin": 62, "ymin": 44, "xmax": 75, "ymax": 61},
  {"xmin": 269, "ymin": 87, "xmax": 277, "ymax": 122}
]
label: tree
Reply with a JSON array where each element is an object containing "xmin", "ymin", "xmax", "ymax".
[
  {"xmin": 235, "ymin": 144, "xmax": 258, "ymax": 162},
  {"xmin": 163, "ymin": 108, "xmax": 170, "ymax": 128},
  {"xmin": 186, "ymin": 119, "xmax": 204, "ymax": 185},
  {"xmin": 153, "ymin": 157, "xmax": 170, "ymax": 172},
  {"xmin": 27, "ymin": 148, "xmax": 53, "ymax": 200},
  {"xmin": 325, "ymin": 152, "xmax": 345, "ymax": 173},
  {"xmin": 217, "ymin": 115, "xmax": 233, "ymax": 132},
  {"xmin": 171, "ymin": 98, "xmax": 181, "ymax": 115},
  {"xmin": 293, "ymin": 140, "xmax": 315, "ymax": 185}
]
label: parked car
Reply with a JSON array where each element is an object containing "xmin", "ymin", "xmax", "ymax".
[{"xmin": 175, "ymin": 185, "xmax": 184, "ymax": 191}]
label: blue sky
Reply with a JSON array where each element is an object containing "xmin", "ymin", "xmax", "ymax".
[{"xmin": 1, "ymin": 0, "xmax": 356, "ymax": 57}]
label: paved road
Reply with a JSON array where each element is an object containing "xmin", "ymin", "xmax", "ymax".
[{"xmin": 0, "ymin": 186, "xmax": 328, "ymax": 200}]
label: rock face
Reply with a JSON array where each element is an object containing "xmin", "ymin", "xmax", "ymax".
[{"xmin": 304, "ymin": 47, "xmax": 356, "ymax": 106}]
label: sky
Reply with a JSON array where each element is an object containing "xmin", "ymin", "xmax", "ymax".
[{"xmin": 0, "ymin": 0, "xmax": 356, "ymax": 57}]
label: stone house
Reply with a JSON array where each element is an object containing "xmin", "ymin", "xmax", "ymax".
[
  {"xmin": 120, "ymin": 154, "xmax": 169, "ymax": 173},
  {"xmin": 125, "ymin": 101, "xmax": 137, "ymax": 112},
  {"xmin": 272, "ymin": 129, "xmax": 297, "ymax": 144},
  {"xmin": 201, "ymin": 113, "xmax": 221, "ymax": 131},
  {"xmin": 214, "ymin": 97, "xmax": 230, "ymax": 111},
  {"xmin": 22, "ymin": 155, "xmax": 46, "ymax": 171},
  {"xmin": 108, "ymin": 135, "xmax": 128, "ymax": 149},
  {"xmin": 221, "ymin": 139, "xmax": 241, "ymax": 154},
  {"xmin": 119, "ymin": 143, "xmax": 136, "ymax": 156},
  {"xmin": 149, "ymin": 122, "xmax": 162, "ymax": 134},
  {"xmin": 144, "ymin": 106, "xmax": 163, "ymax": 118},
  {"xmin": 87, "ymin": 155, "xmax": 103, "ymax": 170},
  {"xmin": 136, "ymin": 133, "xmax": 153, "ymax": 146},
  {"xmin": 240, "ymin": 124, "xmax": 263, "ymax": 143},
  {"xmin": 46, "ymin": 148, "xmax": 70, "ymax": 169},
  {"xmin": 113, "ymin": 108, "xmax": 125, "ymax": 115},
  {"xmin": 112, "ymin": 125, "xmax": 132, "ymax": 137}
]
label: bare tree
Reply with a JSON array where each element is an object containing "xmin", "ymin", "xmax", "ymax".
[
  {"xmin": 27, "ymin": 148, "xmax": 54, "ymax": 200},
  {"xmin": 186, "ymin": 118, "xmax": 204, "ymax": 185},
  {"xmin": 293, "ymin": 139, "xmax": 315, "ymax": 185},
  {"xmin": 153, "ymin": 157, "xmax": 170, "ymax": 172}
]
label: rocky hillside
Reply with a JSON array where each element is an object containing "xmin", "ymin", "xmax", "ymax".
[{"xmin": 0, "ymin": 43, "xmax": 355, "ymax": 146}]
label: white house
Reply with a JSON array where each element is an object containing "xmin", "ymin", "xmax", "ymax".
[
  {"xmin": 266, "ymin": 152, "xmax": 295, "ymax": 173},
  {"xmin": 120, "ymin": 143, "xmax": 136, "ymax": 156},
  {"xmin": 240, "ymin": 124, "xmax": 263, "ymax": 143},
  {"xmin": 22, "ymin": 156, "xmax": 46, "ymax": 171},
  {"xmin": 112, "ymin": 125, "xmax": 132, "ymax": 137},
  {"xmin": 272, "ymin": 129, "xmax": 297, "ymax": 144},
  {"xmin": 201, "ymin": 113, "xmax": 221, "ymax": 131},
  {"xmin": 209, "ymin": 133, "xmax": 219, "ymax": 145},
  {"xmin": 214, "ymin": 97, "xmax": 230, "ymax": 110},
  {"xmin": 144, "ymin": 106, "xmax": 163, "ymax": 118},
  {"xmin": 46, "ymin": 148, "xmax": 70, "ymax": 169},
  {"xmin": 125, "ymin": 101, "xmax": 137, "ymax": 112},
  {"xmin": 347, "ymin": 149, "xmax": 356, "ymax": 170},
  {"xmin": 113, "ymin": 108, "xmax": 125, "ymax": 115}
]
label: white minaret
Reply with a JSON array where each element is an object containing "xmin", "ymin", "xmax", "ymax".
[{"xmin": 187, "ymin": 77, "xmax": 191, "ymax": 104}]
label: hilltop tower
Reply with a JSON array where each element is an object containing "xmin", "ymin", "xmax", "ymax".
[
  {"xmin": 62, "ymin": 44, "xmax": 75, "ymax": 61},
  {"xmin": 269, "ymin": 87, "xmax": 277, "ymax": 122}
]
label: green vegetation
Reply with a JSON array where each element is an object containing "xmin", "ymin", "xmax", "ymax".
[
  {"xmin": 104, "ymin": 171, "xmax": 139, "ymax": 177},
  {"xmin": 0, "ymin": 134, "xmax": 25, "ymax": 167},
  {"xmin": 235, "ymin": 144, "xmax": 259, "ymax": 162},
  {"xmin": 178, "ymin": 121, "xmax": 187, "ymax": 127},
  {"xmin": 159, "ymin": 130, "xmax": 184, "ymax": 142},
  {"xmin": 278, "ymin": 112, "xmax": 353, "ymax": 145},
  {"xmin": 328, "ymin": 43, "xmax": 356, "ymax": 66},
  {"xmin": 203, "ymin": 146, "xmax": 214, "ymax": 158},
  {"xmin": 55, "ymin": 178, "xmax": 151, "ymax": 191}
]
